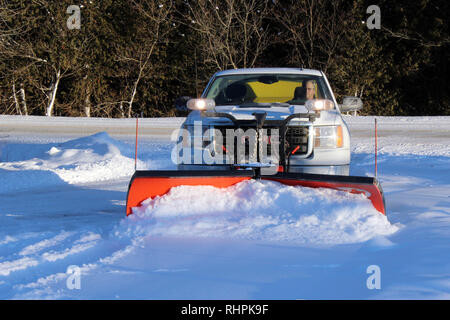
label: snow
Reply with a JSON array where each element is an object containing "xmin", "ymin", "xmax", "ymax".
[
  {"xmin": 344, "ymin": 115, "xmax": 450, "ymax": 157},
  {"xmin": 0, "ymin": 132, "xmax": 141, "ymax": 192},
  {"xmin": 0, "ymin": 115, "xmax": 449, "ymax": 299},
  {"xmin": 124, "ymin": 180, "xmax": 398, "ymax": 245}
]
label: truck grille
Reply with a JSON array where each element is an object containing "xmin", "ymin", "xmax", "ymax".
[
  {"xmin": 285, "ymin": 126, "xmax": 309, "ymax": 155},
  {"xmin": 213, "ymin": 125, "xmax": 309, "ymax": 163}
]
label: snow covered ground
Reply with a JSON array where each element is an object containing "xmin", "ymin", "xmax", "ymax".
[{"xmin": 0, "ymin": 115, "xmax": 449, "ymax": 299}]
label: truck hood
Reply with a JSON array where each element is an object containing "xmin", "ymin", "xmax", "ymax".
[{"xmin": 185, "ymin": 104, "xmax": 339, "ymax": 126}]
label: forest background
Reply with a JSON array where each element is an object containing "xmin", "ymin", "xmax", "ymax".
[{"xmin": 0, "ymin": 0, "xmax": 448, "ymax": 117}]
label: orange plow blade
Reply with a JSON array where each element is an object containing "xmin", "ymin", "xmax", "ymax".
[
  {"xmin": 126, "ymin": 170, "xmax": 386, "ymax": 216},
  {"xmin": 262, "ymin": 173, "xmax": 386, "ymax": 215},
  {"xmin": 126, "ymin": 170, "xmax": 253, "ymax": 215}
]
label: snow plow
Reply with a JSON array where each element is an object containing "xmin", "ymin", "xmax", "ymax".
[
  {"xmin": 126, "ymin": 170, "xmax": 385, "ymax": 216},
  {"xmin": 126, "ymin": 68, "xmax": 386, "ymax": 216}
]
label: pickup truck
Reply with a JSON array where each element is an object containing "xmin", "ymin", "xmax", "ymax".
[
  {"xmin": 125, "ymin": 68, "xmax": 387, "ymax": 216},
  {"xmin": 174, "ymin": 68, "xmax": 363, "ymax": 175}
]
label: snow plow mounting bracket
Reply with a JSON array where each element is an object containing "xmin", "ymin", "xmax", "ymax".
[{"xmin": 201, "ymin": 111, "xmax": 318, "ymax": 169}]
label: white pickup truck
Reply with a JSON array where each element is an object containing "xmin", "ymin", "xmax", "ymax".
[
  {"xmin": 174, "ymin": 68, "xmax": 363, "ymax": 175},
  {"xmin": 126, "ymin": 68, "xmax": 386, "ymax": 216}
]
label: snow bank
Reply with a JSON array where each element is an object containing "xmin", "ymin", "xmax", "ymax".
[
  {"xmin": 50, "ymin": 132, "xmax": 139, "ymax": 184},
  {"xmin": 0, "ymin": 132, "xmax": 141, "ymax": 192},
  {"xmin": 352, "ymin": 140, "xmax": 450, "ymax": 157},
  {"xmin": 343, "ymin": 116, "xmax": 450, "ymax": 157},
  {"xmin": 120, "ymin": 180, "xmax": 399, "ymax": 245}
]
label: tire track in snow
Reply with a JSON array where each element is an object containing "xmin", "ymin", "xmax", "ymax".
[
  {"xmin": 19, "ymin": 231, "xmax": 75, "ymax": 256},
  {"xmin": 0, "ymin": 232, "xmax": 102, "ymax": 282},
  {"xmin": 0, "ymin": 257, "xmax": 39, "ymax": 276},
  {"xmin": 13, "ymin": 242, "xmax": 138, "ymax": 298}
]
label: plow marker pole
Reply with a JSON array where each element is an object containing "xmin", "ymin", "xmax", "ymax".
[{"xmin": 135, "ymin": 116, "xmax": 139, "ymax": 171}]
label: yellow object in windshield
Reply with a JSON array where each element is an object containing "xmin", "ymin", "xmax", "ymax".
[{"xmin": 248, "ymin": 80, "xmax": 303, "ymax": 103}]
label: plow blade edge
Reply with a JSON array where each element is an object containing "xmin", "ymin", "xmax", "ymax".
[{"xmin": 126, "ymin": 171, "xmax": 386, "ymax": 216}]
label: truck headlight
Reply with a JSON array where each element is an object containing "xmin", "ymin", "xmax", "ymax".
[
  {"xmin": 314, "ymin": 125, "xmax": 343, "ymax": 148},
  {"xmin": 187, "ymin": 98, "xmax": 215, "ymax": 111},
  {"xmin": 305, "ymin": 99, "xmax": 335, "ymax": 112}
]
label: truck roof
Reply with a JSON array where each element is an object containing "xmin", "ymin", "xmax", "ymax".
[{"xmin": 214, "ymin": 67, "xmax": 323, "ymax": 77}]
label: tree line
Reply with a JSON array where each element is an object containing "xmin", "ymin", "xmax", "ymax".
[{"xmin": 0, "ymin": 0, "xmax": 448, "ymax": 117}]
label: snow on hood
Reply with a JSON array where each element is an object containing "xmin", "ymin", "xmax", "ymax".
[
  {"xmin": 120, "ymin": 179, "xmax": 399, "ymax": 246},
  {"xmin": 0, "ymin": 132, "xmax": 141, "ymax": 191}
]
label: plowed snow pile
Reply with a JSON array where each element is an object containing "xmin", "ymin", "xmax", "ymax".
[
  {"xmin": 122, "ymin": 180, "xmax": 398, "ymax": 245},
  {"xmin": 0, "ymin": 132, "xmax": 141, "ymax": 192}
]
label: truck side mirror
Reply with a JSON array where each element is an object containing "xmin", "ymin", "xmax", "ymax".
[
  {"xmin": 174, "ymin": 96, "xmax": 192, "ymax": 112},
  {"xmin": 340, "ymin": 96, "xmax": 363, "ymax": 112}
]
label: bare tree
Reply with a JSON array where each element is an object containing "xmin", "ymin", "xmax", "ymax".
[
  {"xmin": 115, "ymin": 0, "xmax": 172, "ymax": 118},
  {"xmin": 0, "ymin": 1, "xmax": 92, "ymax": 116},
  {"xmin": 382, "ymin": 26, "xmax": 450, "ymax": 48},
  {"xmin": 183, "ymin": 0, "xmax": 270, "ymax": 70},
  {"xmin": 0, "ymin": 1, "xmax": 34, "ymax": 115},
  {"xmin": 273, "ymin": 0, "xmax": 351, "ymax": 71}
]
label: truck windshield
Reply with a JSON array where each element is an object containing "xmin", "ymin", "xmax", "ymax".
[{"xmin": 204, "ymin": 74, "xmax": 334, "ymax": 107}]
